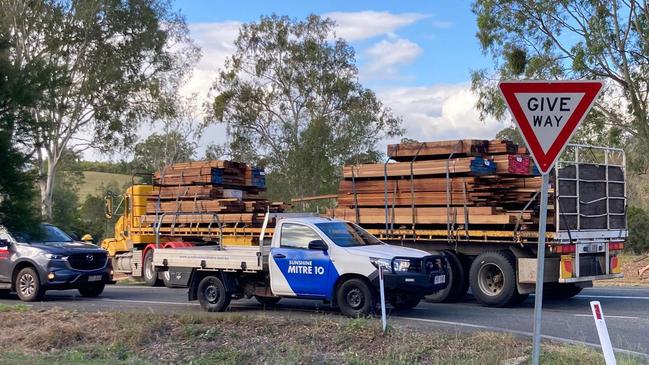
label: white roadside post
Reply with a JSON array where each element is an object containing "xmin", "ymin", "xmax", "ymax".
[
  {"xmin": 498, "ymin": 80, "xmax": 604, "ymax": 365},
  {"xmin": 590, "ymin": 301, "xmax": 617, "ymax": 365},
  {"xmin": 531, "ymin": 172, "xmax": 549, "ymax": 363},
  {"xmin": 379, "ymin": 267, "xmax": 387, "ymax": 332}
]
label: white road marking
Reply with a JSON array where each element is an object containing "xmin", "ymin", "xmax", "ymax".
[
  {"xmin": 576, "ymin": 295, "xmax": 649, "ymax": 300},
  {"xmin": 573, "ymin": 314, "xmax": 639, "ymax": 319},
  {"xmin": 98, "ymin": 298, "xmax": 195, "ymax": 306},
  {"xmin": 397, "ymin": 316, "xmax": 649, "ymax": 358}
]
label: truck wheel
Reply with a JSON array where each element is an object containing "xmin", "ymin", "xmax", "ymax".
[
  {"xmin": 469, "ymin": 251, "xmax": 518, "ymax": 307},
  {"xmin": 15, "ymin": 267, "xmax": 45, "ymax": 302},
  {"xmin": 255, "ymin": 296, "xmax": 281, "ymax": 306},
  {"xmin": 197, "ymin": 275, "xmax": 230, "ymax": 312},
  {"xmin": 543, "ymin": 283, "xmax": 583, "ymax": 300},
  {"xmin": 78, "ymin": 283, "xmax": 105, "ymax": 297},
  {"xmin": 390, "ymin": 292, "xmax": 420, "ymax": 310},
  {"xmin": 426, "ymin": 251, "xmax": 468, "ymax": 303},
  {"xmin": 143, "ymin": 250, "xmax": 161, "ymax": 287},
  {"xmin": 162, "ymin": 271, "xmax": 174, "ymax": 288},
  {"xmin": 336, "ymin": 278, "xmax": 375, "ymax": 317}
]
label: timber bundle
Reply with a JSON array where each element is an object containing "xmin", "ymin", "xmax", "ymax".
[
  {"xmin": 330, "ymin": 139, "xmax": 551, "ymax": 232},
  {"xmin": 141, "ymin": 160, "xmax": 286, "ymax": 227}
]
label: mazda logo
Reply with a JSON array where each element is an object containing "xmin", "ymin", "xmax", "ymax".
[{"xmin": 86, "ymin": 254, "xmax": 94, "ymax": 262}]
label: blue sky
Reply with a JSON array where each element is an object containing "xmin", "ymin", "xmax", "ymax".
[
  {"xmin": 99, "ymin": 1, "xmax": 507, "ymax": 161},
  {"xmin": 174, "ymin": 0, "xmax": 489, "ymax": 88}
]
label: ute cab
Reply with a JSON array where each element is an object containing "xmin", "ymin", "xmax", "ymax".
[{"xmin": 155, "ymin": 216, "xmax": 448, "ymax": 317}]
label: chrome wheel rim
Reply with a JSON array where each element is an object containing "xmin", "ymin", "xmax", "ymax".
[
  {"xmin": 478, "ymin": 263, "xmax": 504, "ymax": 297},
  {"xmin": 19, "ymin": 273, "xmax": 35, "ymax": 297}
]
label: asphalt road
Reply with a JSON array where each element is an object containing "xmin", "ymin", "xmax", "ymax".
[{"xmin": 1, "ymin": 285, "xmax": 648, "ymax": 358}]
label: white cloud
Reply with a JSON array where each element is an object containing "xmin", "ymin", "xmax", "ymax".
[
  {"xmin": 377, "ymin": 84, "xmax": 504, "ymax": 146},
  {"xmin": 431, "ymin": 20, "xmax": 453, "ymax": 29},
  {"xmin": 180, "ymin": 22, "xmax": 241, "ymax": 102},
  {"xmin": 325, "ymin": 11, "xmax": 428, "ymax": 41},
  {"xmin": 364, "ymin": 38, "xmax": 422, "ymax": 78}
]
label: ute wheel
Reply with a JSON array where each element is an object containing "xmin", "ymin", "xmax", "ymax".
[
  {"xmin": 197, "ymin": 275, "xmax": 230, "ymax": 312},
  {"xmin": 426, "ymin": 251, "xmax": 468, "ymax": 303},
  {"xmin": 543, "ymin": 283, "xmax": 583, "ymax": 300},
  {"xmin": 336, "ymin": 278, "xmax": 375, "ymax": 317},
  {"xmin": 78, "ymin": 283, "xmax": 105, "ymax": 297},
  {"xmin": 255, "ymin": 296, "xmax": 281, "ymax": 306},
  {"xmin": 390, "ymin": 292, "xmax": 420, "ymax": 310},
  {"xmin": 469, "ymin": 251, "xmax": 519, "ymax": 307},
  {"xmin": 15, "ymin": 267, "xmax": 45, "ymax": 302},
  {"xmin": 143, "ymin": 250, "xmax": 161, "ymax": 287}
]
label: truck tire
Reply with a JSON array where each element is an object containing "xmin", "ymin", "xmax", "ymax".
[
  {"xmin": 469, "ymin": 251, "xmax": 518, "ymax": 307},
  {"xmin": 197, "ymin": 275, "xmax": 231, "ymax": 312},
  {"xmin": 426, "ymin": 250, "xmax": 468, "ymax": 303},
  {"xmin": 143, "ymin": 250, "xmax": 161, "ymax": 287},
  {"xmin": 78, "ymin": 283, "xmax": 105, "ymax": 297},
  {"xmin": 255, "ymin": 296, "xmax": 281, "ymax": 306},
  {"xmin": 390, "ymin": 292, "xmax": 420, "ymax": 310},
  {"xmin": 543, "ymin": 283, "xmax": 583, "ymax": 300},
  {"xmin": 15, "ymin": 267, "xmax": 45, "ymax": 302},
  {"xmin": 336, "ymin": 278, "xmax": 375, "ymax": 317}
]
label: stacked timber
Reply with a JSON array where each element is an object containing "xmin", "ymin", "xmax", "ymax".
[
  {"xmin": 330, "ymin": 139, "xmax": 552, "ymax": 232},
  {"xmin": 142, "ymin": 160, "xmax": 285, "ymax": 228}
]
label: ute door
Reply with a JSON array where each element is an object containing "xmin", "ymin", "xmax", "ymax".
[{"xmin": 269, "ymin": 223, "xmax": 334, "ymax": 298}]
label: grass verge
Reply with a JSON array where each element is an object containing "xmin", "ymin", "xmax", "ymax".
[{"xmin": 0, "ymin": 305, "xmax": 643, "ymax": 365}]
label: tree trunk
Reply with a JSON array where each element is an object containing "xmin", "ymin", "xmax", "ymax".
[{"xmin": 38, "ymin": 152, "xmax": 57, "ymax": 221}]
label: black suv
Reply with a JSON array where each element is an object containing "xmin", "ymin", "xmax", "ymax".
[{"xmin": 0, "ymin": 223, "xmax": 114, "ymax": 301}]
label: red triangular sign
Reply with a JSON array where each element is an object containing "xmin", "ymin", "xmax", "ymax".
[{"xmin": 498, "ymin": 81, "xmax": 603, "ymax": 174}]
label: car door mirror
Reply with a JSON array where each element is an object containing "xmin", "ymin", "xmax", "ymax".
[
  {"xmin": 0, "ymin": 239, "xmax": 10, "ymax": 248},
  {"xmin": 68, "ymin": 232, "xmax": 80, "ymax": 241},
  {"xmin": 308, "ymin": 240, "xmax": 328, "ymax": 251}
]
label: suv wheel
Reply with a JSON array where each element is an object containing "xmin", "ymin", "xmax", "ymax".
[
  {"xmin": 78, "ymin": 283, "xmax": 105, "ymax": 297},
  {"xmin": 15, "ymin": 267, "xmax": 45, "ymax": 302}
]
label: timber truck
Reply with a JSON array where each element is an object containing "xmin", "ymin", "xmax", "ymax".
[{"xmin": 102, "ymin": 142, "xmax": 626, "ymax": 308}]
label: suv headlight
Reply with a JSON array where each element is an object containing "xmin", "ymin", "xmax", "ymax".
[
  {"xmin": 369, "ymin": 257, "xmax": 392, "ymax": 271},
  {"xmin": 393, "ymin": 258, "xmax": 411, "ymax": 272},
  {"xmin": 44, "ymin": 253, "xmax": 67, "ymax": 260}
]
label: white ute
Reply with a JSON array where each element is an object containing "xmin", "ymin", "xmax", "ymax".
[{"xmin": 153, "ymin": 215, "xmax": 448, "ymax": 317}]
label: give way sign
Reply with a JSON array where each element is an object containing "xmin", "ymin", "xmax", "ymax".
[{"xmin": 498, "ymin": 81, "xmax": 603, "ymax": 174}]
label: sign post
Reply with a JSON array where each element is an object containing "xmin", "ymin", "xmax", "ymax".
[
  {"xmin": 498, "ymin": 80, "xmax": 603, "ymax": 365},
  {"xmin": 378, "ymin": 267, "xmax": 387, "ymax": 332},
  {"xmin": 590, "ymin": 301, "xmax": 617, "ymax": 365}
]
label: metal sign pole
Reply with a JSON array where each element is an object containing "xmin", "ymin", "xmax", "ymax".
[{"xmin": 531, "ymin": 172, "xmax": 550, "ymax": 365}]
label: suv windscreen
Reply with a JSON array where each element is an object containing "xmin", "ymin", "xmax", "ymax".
[
  {"xmin": 315, "ymin": 222, "xmax": 382, "ymax": 247},
  {"xmin": 16, "ymin": 225, "xmax": 73, "ymax": 243}
]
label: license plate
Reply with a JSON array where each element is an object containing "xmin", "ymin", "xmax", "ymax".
[
  {"xmin": 88, "ymin": 275, "xmax": 102, "ymax": 282},
  {"xmin": 434, "ymin": 275, "xmax": 446, "ymax": 285}
]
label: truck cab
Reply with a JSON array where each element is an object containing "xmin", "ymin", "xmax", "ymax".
[{"xmin": 154, "ymin": 217, "xmax": 448, "ymax": 317}]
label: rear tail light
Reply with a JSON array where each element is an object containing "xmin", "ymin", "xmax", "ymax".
[
  {"xmin": 610, "ymin": 255, "xmax": 621, "ymax": 274},
  {"xmin": 560, "ymin": 255, "xmax": 573, "ymax": 279},
  {"xmin": 552, "ymin": 244, "xmax": 576, "ymax": 254},
  {"xmin": 609, "ymin": 242, "xmax": 624, "ymax": 251}
]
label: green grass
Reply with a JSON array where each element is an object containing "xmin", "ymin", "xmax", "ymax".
[
  {"xmin": 0, "ymin": 308, "xmax": 645, "ymax": 365},
  {"xmin": 78, "ymin": 171, "xmax": 132, "ymax": 199}
]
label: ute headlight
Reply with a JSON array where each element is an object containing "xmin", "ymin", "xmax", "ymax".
[
  {"xmin": 44, "ymin": 253, "xmax": 67, "ymax": 260},
  {"xmin": 369, "ymin": 257, "xmax": 392, "ymax": 271},
  {"xmin": 393, "ymin": 259, "xmax": 411, "ymax": 272}
]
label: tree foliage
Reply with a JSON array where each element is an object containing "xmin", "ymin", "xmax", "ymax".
[
  {"xmin": 0, "ymin": 0, "xmax": 197, "ymax": 219},
  {"xmin": 472, "ymin": 0, "xmax": 649, "ymax": 171},
  {"xmin": 627, "ymin": 206, "xmax": 649, "ymax": 254},
  {"xmin": 209, "ymin": 14, "xmax": 403, "ymax": 201},
  {"xmin": 0, "ymin": 33, "xmax": 43, "ymax": 232},
  {"xmin": 132, "ymin": 131, "xmax": 196, "ymax": 173}
]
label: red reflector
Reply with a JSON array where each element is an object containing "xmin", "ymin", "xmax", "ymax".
[
  {"xmin": 594, "ymin": 304, "xmax": 602, "ymax": 320},
  {"xmin": 609, "ymin": 242, "xmax": 624, "ymax": 251},
  {"xmin": 611, "ymin": 256, "xmax": 618, "ymax": 268},
  {"xmin": 554, "ymin": 244, "xmax": 576, "ymax": 254}
]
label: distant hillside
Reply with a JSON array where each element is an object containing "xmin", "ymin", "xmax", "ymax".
[{"xmin": 78, "ymin": 171, "xmax": 133, "ymax": 199}]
